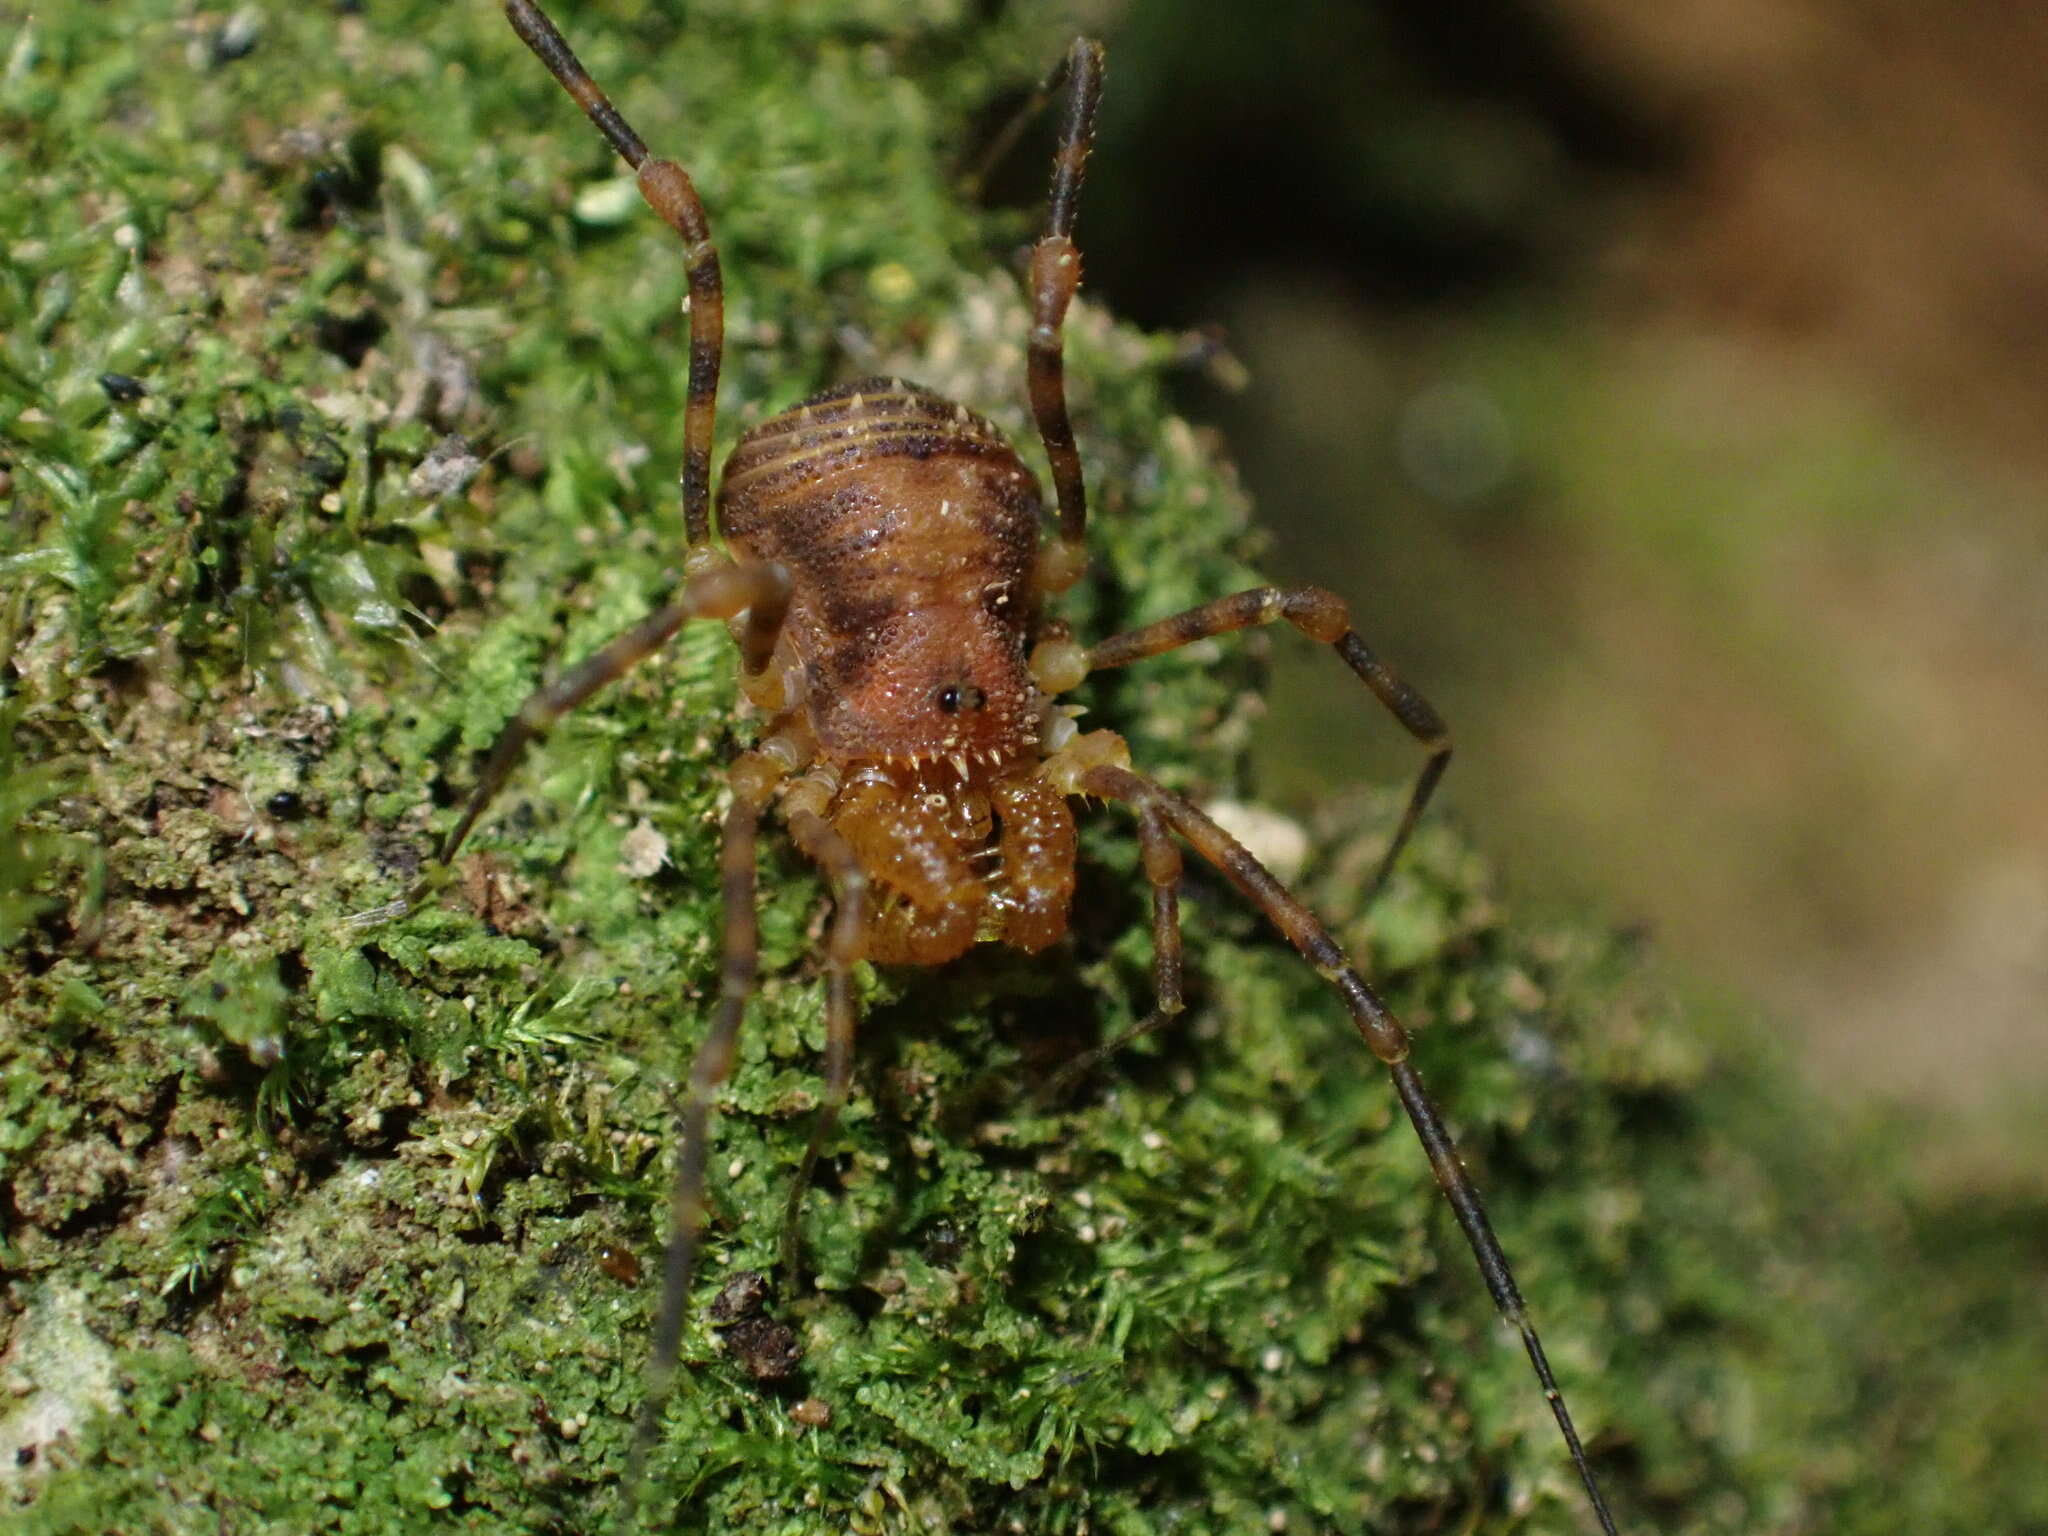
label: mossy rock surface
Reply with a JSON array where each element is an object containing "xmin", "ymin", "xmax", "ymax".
[{"xmin": 3, "ymin": 4, "xmax": 2044, "ymax": 1534}]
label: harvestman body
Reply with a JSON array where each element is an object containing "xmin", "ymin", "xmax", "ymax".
[{"xmin": 429, "ymin": 2, "xmax": 1619, "ymax": 1527}]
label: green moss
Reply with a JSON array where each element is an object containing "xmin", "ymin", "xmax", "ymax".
[{"xmin": 3, "ymin": 3, "xmax": 2044, "ymax": 1534}]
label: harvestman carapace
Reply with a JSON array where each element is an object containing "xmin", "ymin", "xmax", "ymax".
[{"xmin": 421, "ymin": 1, "xmax": 1620, "ymax": 1526}]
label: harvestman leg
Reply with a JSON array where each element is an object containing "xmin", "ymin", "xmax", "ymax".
[
  {"xmin": 1024, "ymin": 36, "xmax": 1105, "ymax": 594},
  {"xmin": 432, "ymin": 560, "xmax": 789, "ymax": 870},
  {"xmin": 448, "ymin": 0, "xmax": 790, "ymax": 878},
  {"xmin": 496, "ymin": 8, "xmax": 787, "ymax": 1470},
  {"xmin": 505, "ymin": 0, "xmax": 724, "ymax": 549},
  {"xmin": 1079, "ymin": 762, "xmax": 1619, "ymax": 1536},
  {"xmin": 624, "ymin": 798, "xmax": 871, "ymax": 1506},
  {"xmin": 1046, "ymin": 802, "xmax": 1186, "ymax": 1099},
  {"xmin": 1088, "ymin": 587, "xmax": 1451, "ymax": 897},
  {"xmin": 628, "ymin": 766, "xmax": 774, "ymax": 1493},
  {"xmin": 439, "ymin": 561, "xmax": 790, "ymax": 1508},
  {"xmin": 779, "ymin": 808, "xmax": 870, "ymax": 1273},
  {"xmin": 621, "ymin": 784, "xmax": 870, "ymax": 1501},
  {"xmin": 1008, "ymin": 33, "xmax": 1446, "ymax": 892}
]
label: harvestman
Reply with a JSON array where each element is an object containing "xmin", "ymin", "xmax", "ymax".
[{"xmin": 421, "ymin": 2, "xmax": 1620, "ymax": 1527}]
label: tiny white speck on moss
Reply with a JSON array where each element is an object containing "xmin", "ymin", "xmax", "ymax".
[{"xmin": 619, "ymin": 818, "xmax": 670, "ymax": 877}]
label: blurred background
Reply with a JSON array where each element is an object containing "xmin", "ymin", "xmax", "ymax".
[{"xmin": 1050, "ymin": 0, "xmax": 2048, "ymax": 1185}]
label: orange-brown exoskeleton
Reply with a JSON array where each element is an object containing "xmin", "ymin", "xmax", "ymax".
[{"xmin": 438, "ymin": 2, "xmax": 1618, "ymax": 1529}]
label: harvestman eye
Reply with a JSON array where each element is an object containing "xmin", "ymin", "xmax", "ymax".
[{"xmin": 414, "ymin": 2, "xmax": 1624, "ymax": 1529}]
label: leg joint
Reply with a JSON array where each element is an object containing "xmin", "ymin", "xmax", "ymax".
[{"xmin": 1280, "ymin": 585, "xmax": 1350, "ymax": 645}]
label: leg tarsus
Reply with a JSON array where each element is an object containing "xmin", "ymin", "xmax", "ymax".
[
  {"xmin": 960, "ymin": 35, "xmax": 1099, "ymax": 204},
  {"xmin": 1389, "ymin": 1057, "xmax": 1616, "ymax": 1536},
  {"xmin": 1334, "ymin": 627, "xmax": 1451, "ymax": 897}
]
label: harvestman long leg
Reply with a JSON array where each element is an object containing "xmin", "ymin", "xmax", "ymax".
[
  {"xmin": 1079, "ymin": 761, "xmax": 1620, "ymax": 1536},
  {"xmin": 628, "ymin": 766, "xmax": 773, "ymax": 1495},
  {"xmin": 627, "ymin": 792, "xmax": 867, "ymax": 1501},
  {"xmin": 780, "ymin": 807, "xmax": 870, "ymax": 1269},
  {"xmin": 1024, "ymin": 36, "xmax": 1104, "ymax": 594},
  {"xmin": 441, "ymin": 0, "xmax": 777, "ymax": 882},
  {"xmin": 431, "ymin": 560, "xmax": 789, "ymax": 870},
  {"xmin": 1045, "ymin": 801, "xmax": 1187, "ymax": 1100},
  {"xmin": 504, "ymin": 0, "xmax": 724, "ymax": 548},
  {"xmin": 1088, "ymin": 586, "xmax": 1451, "ymax": 898},
  {"xmin": 1008, "ymin": 35, "xmax": 1446, "ymax": 892},
  {"xmin": 432, "ymin": 562, "xmax": 791, "ymax": 1506}
]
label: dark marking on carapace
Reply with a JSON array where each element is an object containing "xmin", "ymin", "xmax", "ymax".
[{"xmin": 720, "ymin": 379, "xmax": 1044, "ymax": 766}]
